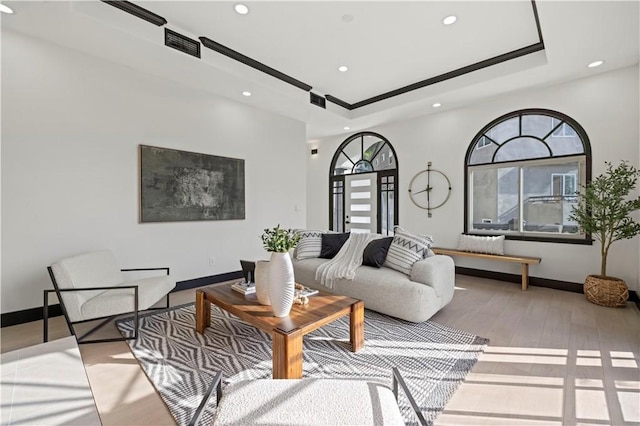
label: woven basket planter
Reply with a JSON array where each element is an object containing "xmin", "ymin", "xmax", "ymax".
[{"xmin": 584, "ymin": 275, "xmax": 628, "ymax": 308}]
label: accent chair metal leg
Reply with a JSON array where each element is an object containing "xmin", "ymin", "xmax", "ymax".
[
  {"xmin": 43, "ymin": 291, "xmax": 49, "ymax": 343},
  {"xmin": 133, "ymin": 286, "xmax": 139, "ymax": 340},
  {"xmin": 392, "ymin": 367, "xmax": 428, "ymax": 426},
  {"xmin": 188, "ymin": 371, "xmax": 223, "ymax": 426}
]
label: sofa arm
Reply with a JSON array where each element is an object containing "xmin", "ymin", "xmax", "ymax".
[{"xmin": 410, "ymin": 255, "xmax": 455, "ymax": 302}]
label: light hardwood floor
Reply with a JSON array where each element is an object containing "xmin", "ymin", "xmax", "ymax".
[{"xmin": 2, "ymin": 275, "xmax": 639, "ymax": 425}]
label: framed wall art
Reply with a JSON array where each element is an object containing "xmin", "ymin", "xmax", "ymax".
[{"xmin": 139, "ymin": 145, "xmax": 245, "ymax": 222}]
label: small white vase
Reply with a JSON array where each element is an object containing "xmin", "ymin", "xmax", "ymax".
[
  {"xmin": 268, "ymin": 252, "xmax": 295, "ymax": 317},
  {"xmin": 254, "ymin": 260, "xmax": 271, "ymax": 305}
]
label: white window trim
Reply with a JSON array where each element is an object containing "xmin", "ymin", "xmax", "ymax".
[{"xmin": 551, "ymin": 173, "xmax": 578, "ymax": 197}]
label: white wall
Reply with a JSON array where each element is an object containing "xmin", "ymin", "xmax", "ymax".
[
  {"xmin": 1, "ymin": 30, "xmax": 307, "ymax": 313},
  {"xmin": 308, "ymin": 66, "xmax": 640, "ymax": 291}
]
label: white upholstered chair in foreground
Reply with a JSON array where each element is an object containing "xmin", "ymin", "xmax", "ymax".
[
  {"xmin": 44, "ymin": 250, "xmax": 175, "ymax": 344},
  {"xmin": 189, "ymin": 368, "xmax": 427, "ymax": 426}
]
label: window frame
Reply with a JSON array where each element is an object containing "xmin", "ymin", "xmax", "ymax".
[
  {"xmin": 464, "ymin": 108, "xmax": 592, "ymax": 245},
  {"xmin": 551, "ymin": 172, "xmax": 577, "ymax": 197}
]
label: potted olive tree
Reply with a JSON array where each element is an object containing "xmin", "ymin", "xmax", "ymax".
[{"xmin": 569, "ymin": 161, "xmax": 640, "ymax": 307}]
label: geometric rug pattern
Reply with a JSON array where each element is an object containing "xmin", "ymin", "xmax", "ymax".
[{"xmin": 117, "ymin": 303, "xmax": 488, "ymax": 426}]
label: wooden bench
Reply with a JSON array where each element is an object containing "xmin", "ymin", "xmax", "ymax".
[{"xmin": 431, "ymin": 248, "xmax": 541, "ymax": 291}]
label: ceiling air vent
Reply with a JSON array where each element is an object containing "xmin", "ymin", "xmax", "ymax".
[
  {"xmin": 165, "ymin": 28, "xmax": 201, "ymax": 59},
  {"xmin": 310, "ymin": 92, "xmax": 326, "ymax": 109}
]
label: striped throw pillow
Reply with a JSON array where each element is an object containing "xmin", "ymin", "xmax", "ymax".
[
  {"xmin": 294, "ymin": 230, "xmax": 325, "ymax": 259},
  {"xmin": 383, "ymin": 228, "xmax": 433, "ymax": 275}
]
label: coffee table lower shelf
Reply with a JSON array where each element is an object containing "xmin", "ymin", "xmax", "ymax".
[{"xmin": 195, "ymin": 284, "xmax": 364, "ymax": 379}]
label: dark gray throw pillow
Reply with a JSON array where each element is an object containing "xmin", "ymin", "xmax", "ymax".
[
  {"xmin": 362, "ymin": 237, "xmax": 394, "ymax": 267},
  {"xmin": 319, "ymin": 233, "xmax": 350, "ymax": 259}
]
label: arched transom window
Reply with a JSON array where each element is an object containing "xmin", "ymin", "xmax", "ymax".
[
  {"xmin": 330, "ymin": 132, "xmax": 398, "ymax": 235},
  {"xmin": 465, "ymin": 109, "xmax": 592, "ymax": 243}
]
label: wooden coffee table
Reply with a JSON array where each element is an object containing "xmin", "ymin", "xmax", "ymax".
[{"xmin": 195, "ymin": 283, "xmax": 364, "ymax": 379}]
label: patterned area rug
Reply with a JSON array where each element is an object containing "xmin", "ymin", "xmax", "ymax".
[{"xmin": 117, "ymin": 304, "xmax": 488, "ymax": 426}]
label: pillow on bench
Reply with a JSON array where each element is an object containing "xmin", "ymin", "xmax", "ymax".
[{"xmin": 458, "ymin": 234, "xmax": 505, "ymax": 255}]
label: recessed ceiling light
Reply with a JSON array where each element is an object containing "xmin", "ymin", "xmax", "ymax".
[
  {"xmin": 588, "ymin": 60, "xmax": 604, "ymax": 68},
  {"xmin": 242, "ymin": 91, "xmax": 252, "ymax": 97},
  {"xmin": 0, "ymin": 4, "xmax": 14, "ymax": 14},
  {"xmin": 234, "ymin": 4, "xmax": 249, "ymax": 15},
  {"xmin": 338, "ymin": 65, "xmax": 349, "ymax": 72},
  {"xmin": 342, "ymin": 14, "xmax": 354, "ymax": 23},
  {"xmin": 443, "ymin": 15, "xmax": 457, "ymax": 25},
  {"xmin": 432, "ymin": 103, "xmax": 442, "ymax": 108},
  {"xmin": 344, "ymin": 126, "xmax": 350, "ymax": 130}
]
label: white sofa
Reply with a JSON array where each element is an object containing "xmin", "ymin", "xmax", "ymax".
[{"xmin": 293, "ymin": 254, "xmax": 455, "ymax": 323}]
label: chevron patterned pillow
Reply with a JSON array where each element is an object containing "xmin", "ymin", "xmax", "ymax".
[
  {"xmin": 383, "ymin": 228, "xmax": 434, "ymax": 275},
  {"xmin": 294, "ymin": 230, "xmax": 325, "ymax": 259}
]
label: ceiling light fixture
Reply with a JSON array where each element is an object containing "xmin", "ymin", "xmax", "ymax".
[
  {"xmin": 342, "ymin": 14, "xmax": 354, "ymax": 23},
  {"xmin": 432, "ymin": 103, "xmax": 442, "ymax": 108},
  {"xmin": 588, "ymin": 60, "xmax": 604, "ymax": 68},
  {"xmin": 234, "ymin": 4, "xmax": 249, "ymax": 15},
  {"xmin": 242, "ymin": 91, "xmax": 252, "ymax": 97},
  {"xmin": 338, "ymin": 66, "xmax": 349, "ymax": 72},
  {"xmin": 344, "ymin": 126, "xmax": 350, "ymax": 130},
  {"xmin": 0, "ymin": 4, "xmax": 14, "ymax": 14},
  {"xmin": 443, "ymin": 15, "xmax": 457, "ymax": 25}
]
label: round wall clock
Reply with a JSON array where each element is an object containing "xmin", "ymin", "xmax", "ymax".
[{"xmin": 408, "ymin": 162, "xmax": 452, "ymax": 217}]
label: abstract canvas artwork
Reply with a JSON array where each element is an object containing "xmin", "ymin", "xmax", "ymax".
[{"xmin": 140, "ymin": 145, "xmax": 245, "ymax": 222}]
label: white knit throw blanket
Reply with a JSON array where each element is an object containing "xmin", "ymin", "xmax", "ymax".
[{"xmin": 315, "ymin": 233, "xmax": 379, "ymax": 289}]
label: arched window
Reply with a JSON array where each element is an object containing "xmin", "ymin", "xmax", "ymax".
[
  {"xmin": 465, "ymin": 109, "xmax": 592, "ymax": 243},
  {"xmin": 329, "ymin": 132, "xmax": 398, "ymax": 235}
]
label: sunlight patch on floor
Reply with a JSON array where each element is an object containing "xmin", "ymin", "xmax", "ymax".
[
  {"xmin": 480, "ymin": 353, "xmax": 567, "ymax": 365},
  {"xmin": 436, "ymin": 413, "xmax": 562, "ymax": 425},
  {"xmin": 617, "ymin": 391, "xmax": 640, "ymax": 423},
  {"xmin": 575, "ymin": 389, "xmax": 610, "ymax": 421},
  {"xmin": 615, "ymin": 380, "xmax": 640, "ymax": 390},
  {"xmin": 577, "ymin": 350, "xmax": 601, "ymax": 357},
  {"xmin": 466, "ymin": 372, "xmax": 563, "ymax": 386},
  {"xmin": 611, "ymin": 358, "xmax": 638, "ymax": 368},
  {"xmin": 610, "ymin": 351, "xmax": 635, "ymax": 358},
  {"xmin": 443, "ymin": 342, "xmax": 640, "ymax": 425},
  {"xmin": 576, "ymin": 357, "xmax": 602, "ymax": 366},
  {"xmin": 484, "ymin": 346, "xmax": 568, "ymax": 356},
  {"xmin": 444, "ymin": 381, "xmax": 564, "ymax": 418}
]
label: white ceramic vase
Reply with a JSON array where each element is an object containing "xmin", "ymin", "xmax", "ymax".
[
  {"xmin": 254, "ymin": 260, "xmax": 271, "ymax": 305},
  {"xmin": 268, "ymin": 251, "xmax": 295, "ymax": 317}
]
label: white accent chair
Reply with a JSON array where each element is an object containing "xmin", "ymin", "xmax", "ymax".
[
  {"xmin": 44, "ymin": 250, "xmax": 175, "ymax": 344},
  {"xmin": 189, "ymin": 369, "xmax": 427, "ymax": 426}
]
